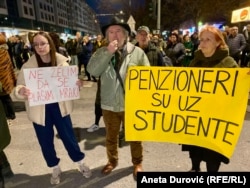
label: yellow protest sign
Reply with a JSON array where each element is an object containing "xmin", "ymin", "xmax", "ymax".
[{"xmin": 125, "ymin": 67, "xmax": 250, "ymax": 159}]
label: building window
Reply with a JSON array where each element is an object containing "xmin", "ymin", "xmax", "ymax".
[
  {"xmin": 0, "ymin": 0, "xmax": 6, "ymax": 8},
  {"xmin": 30, "ymin": 8, "xmax": 33, "ymax": 16},
  {"xmin": 24, "ymin": 6, "xmax": 28, "ymax": 15}
]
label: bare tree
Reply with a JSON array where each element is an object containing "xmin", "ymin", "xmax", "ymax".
[
  {"xmin": 161, "ymin": 0, "xmax": 239, "ymax": 31},
  {"xmin": 96, "ymin": 0, "xmax": 148, "ymax": 29},
  {"xmin": 96, "ymin": 0, "xmax": 240, "ymax": 32}
]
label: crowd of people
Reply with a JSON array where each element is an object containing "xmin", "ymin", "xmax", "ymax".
[{"xmin": 0, "ymin": 19, "xmax": 250, "ymax": 187}]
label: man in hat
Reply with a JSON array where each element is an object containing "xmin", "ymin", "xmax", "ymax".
[
  {"xmin": 135, "ymin": 25, "xmax": 166, "ymax": 66},
  {"xmin": 87, "ymin": 17, "xmax": 150, "ymax": 179}
]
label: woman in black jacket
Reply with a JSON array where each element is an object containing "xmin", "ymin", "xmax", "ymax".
[{"xmin": 182, "ymin": 25, "xmax": 238, "ymax": 172}]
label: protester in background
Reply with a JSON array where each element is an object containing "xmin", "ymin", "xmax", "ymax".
[
  {"xmin": 0, "ymin": 33, "xmax": 16, "ymax": 124},
  {"xmin": 129, "ymin": 31, "xmax": 137, "ymax": 45},
  {"xmin": 65, "ymin": 37, "xmax": 78, "ymax": 66},
  {"xmin": 81, "ymin": 35, "xmax": 96, "ymax": 81},
  {"xmin": 224, "ymin": 25, "xmax": 231, "ymax": 37},
  {"xmin": 87, "ymin": 78, "xmax": 102, "ymax": 132},
  {"xmin": 165, "ymin": 33, "xmax": 186, "ymax": 66},
  {"xmin": 0, "ymin": 33, "xmax": 16, "ymax": 186},
  {"xmin": 75, "ymin": 31, "xmax": 84, "ymax": 75},
  {"xmin": 151, "ymin": 34, "xmax": 167, "ymax": 53},
  {"xmin": 13, "ymin": 35, "xmax": 24, "ymax": 70},
  {"xmin": 92, "ymin": 34, "xmax": 104, "ymax": 53},
  {"xmin": 0, "ymin": 100, "xmax": 12, "ymax": 188},
  {"xmin": 87, "ymin": 34, "xmax": 106, "ymax": 132},
  {"xmin": 6, "ymin": 36, "xmax": 16, "ymax": 69},
  {"xmin": 124, "ymin": 25, "xmax": 169, "ymax": 147},
  {"xmin": 14, "ymin": 31, "xmax": 92, "ymax": 185},
  {"xmin": 182, "ymin": 25, "xmax": 238, "ymax": 172},
  {"xmin": 87, "ymin": 17, "xmax": 150, "ymax": 179},
  {"xmin": 65, "ymin": 37, "xmax": 72, "ymax": 55},
  {"xmin": 227, "ymin": 26, "xmax": 246, "ymax": 64},
  {"xmin": 135, "ymin": 26, "xmax": 164, "ymax": 66},
  {"xmin": 49, "ymin": 32, "xmax": 70, "ymax": 62},
  {"xmin": 182, "ymin": 34, "xmax": 194, "ymax": 67},
  {"xmin": 190, "ymin": 31, "xmax": 199, "ymax": 57},
  {"xmin": 21, "ymin": 44, "xmax": 31, "ymax": 63},
  {"xmin": 87, "ymin": 34, "xmax": 128, "ymax": 147},
  {"xmin": 242, "ymin": 24, "xmax": 250, "ymax": 67}
]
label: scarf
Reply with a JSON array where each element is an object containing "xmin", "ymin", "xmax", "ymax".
[{"xmin": 190, "ymin": 49, "xmax": 229, "ymax": 67}]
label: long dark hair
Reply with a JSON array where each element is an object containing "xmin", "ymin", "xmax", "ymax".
[{"xmin": 31, "ymin": 31, "xmax": 57, "ymax": 67}]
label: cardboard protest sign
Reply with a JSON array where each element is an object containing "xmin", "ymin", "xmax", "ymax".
[
  {"xmin": 23, "ymin": 65, "xmax": 79, "ymax": 106},
  {"xmin": 125, "ymin": 67, "xmax": 250, "ymax": 158}
]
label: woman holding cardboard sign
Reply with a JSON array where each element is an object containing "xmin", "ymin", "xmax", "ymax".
[
  {"xmin": 14, "ymin": 31, "xmax": 92, "ymax": 185},
  {"xmin": 182, "ymin": 25, "xmax": 239, "ymax": 172}
]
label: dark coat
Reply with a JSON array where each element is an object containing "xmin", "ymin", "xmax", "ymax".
[
  {"xmin": 80, "ymin": 41, "xmax": 93, "ymax": 65},
  {"xmin": 182, "ymin": 48, "xmax": 238, "ymax": 165},
  {"xmin": 135, "ymin": 41, "xmax": 164, "ymax": 66},
  {"xmin": 165, "ymin": 42, "xmax": 186, "ymax": 66}
]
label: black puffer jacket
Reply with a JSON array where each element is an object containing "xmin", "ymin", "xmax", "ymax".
[
  {"xmin": 190, "ymin": 48, "xmax": 238, "ymax": 68},
  {"xmin": 182, "ymin": 48, "xmax": 238, "ymax": 165},
  {"xmin": 135, "ymin": 41, "xmax": 164, "ymax": 66}
]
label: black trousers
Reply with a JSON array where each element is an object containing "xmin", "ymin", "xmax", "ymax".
[
  {"xmin": 241, "ymin": 50, "xmax": 250, "ymax": 67},
  {"xmin": 94, "ymin": 103, "xmax": 102, "ymax": 125},
  {"xmin": 0, "ymin": 165, "xmax": 5, "ymax": 188},
  {"xmin": 189, "ymin": 148, "xmax": 221, "ymax": 172},
  {"xmin": 0, "ymin": 95, "xmax": 16, "ymax": 120}
]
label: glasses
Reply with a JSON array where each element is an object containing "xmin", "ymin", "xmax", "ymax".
[{"xmin": 33, "ymin": 42, "xmax": 49, "ymax": 48}]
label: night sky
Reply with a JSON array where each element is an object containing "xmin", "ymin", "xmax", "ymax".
[
  {"xmin": 85, "ymin": 0, "xmax": 98, "ymax": 12},
  {"xmin": 85, "ymin": 0, "xmax": 123, "ymax": 26},
  {"xmin": 86, "ymin": 0, "xmax": 123, "ymax": 13},
  {"xmin": 85, "ymin": 0, "xmax": 145, "ymax": 26}
]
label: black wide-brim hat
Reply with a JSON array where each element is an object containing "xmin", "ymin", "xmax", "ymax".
[{"xmin": 101, "ymin": 16, "xmax": 131, "ymax": 36}]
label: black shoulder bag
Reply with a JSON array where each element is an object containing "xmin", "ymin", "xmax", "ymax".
[
  {"xmin": 112, "ymin": 46, "xmax": 136, "ymax": 94},
  {"xmin": 112, "ymin": 51, "xmax": 125, "ymax": 94}
]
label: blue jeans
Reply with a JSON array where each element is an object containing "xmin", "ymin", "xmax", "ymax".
[{"xmin": 33, "ymin": 103, "xmax": 84, "ymax": 167}]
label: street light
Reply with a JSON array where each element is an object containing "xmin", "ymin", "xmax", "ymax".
[
  {"xmin": 157, "ymin": 0, "xmax": 161, "ymax": 31},
  {"xmin": 96, "ymin": 10, "xmax": 125, "ymax": 26},
  {"xmin": 96, "ymin": 10, "xmax": 124, "ymax": 17}
]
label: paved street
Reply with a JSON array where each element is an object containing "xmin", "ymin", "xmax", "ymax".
[{"xmin": 4, "ymin": 80, "xmax": 250, "ymax": 188}]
